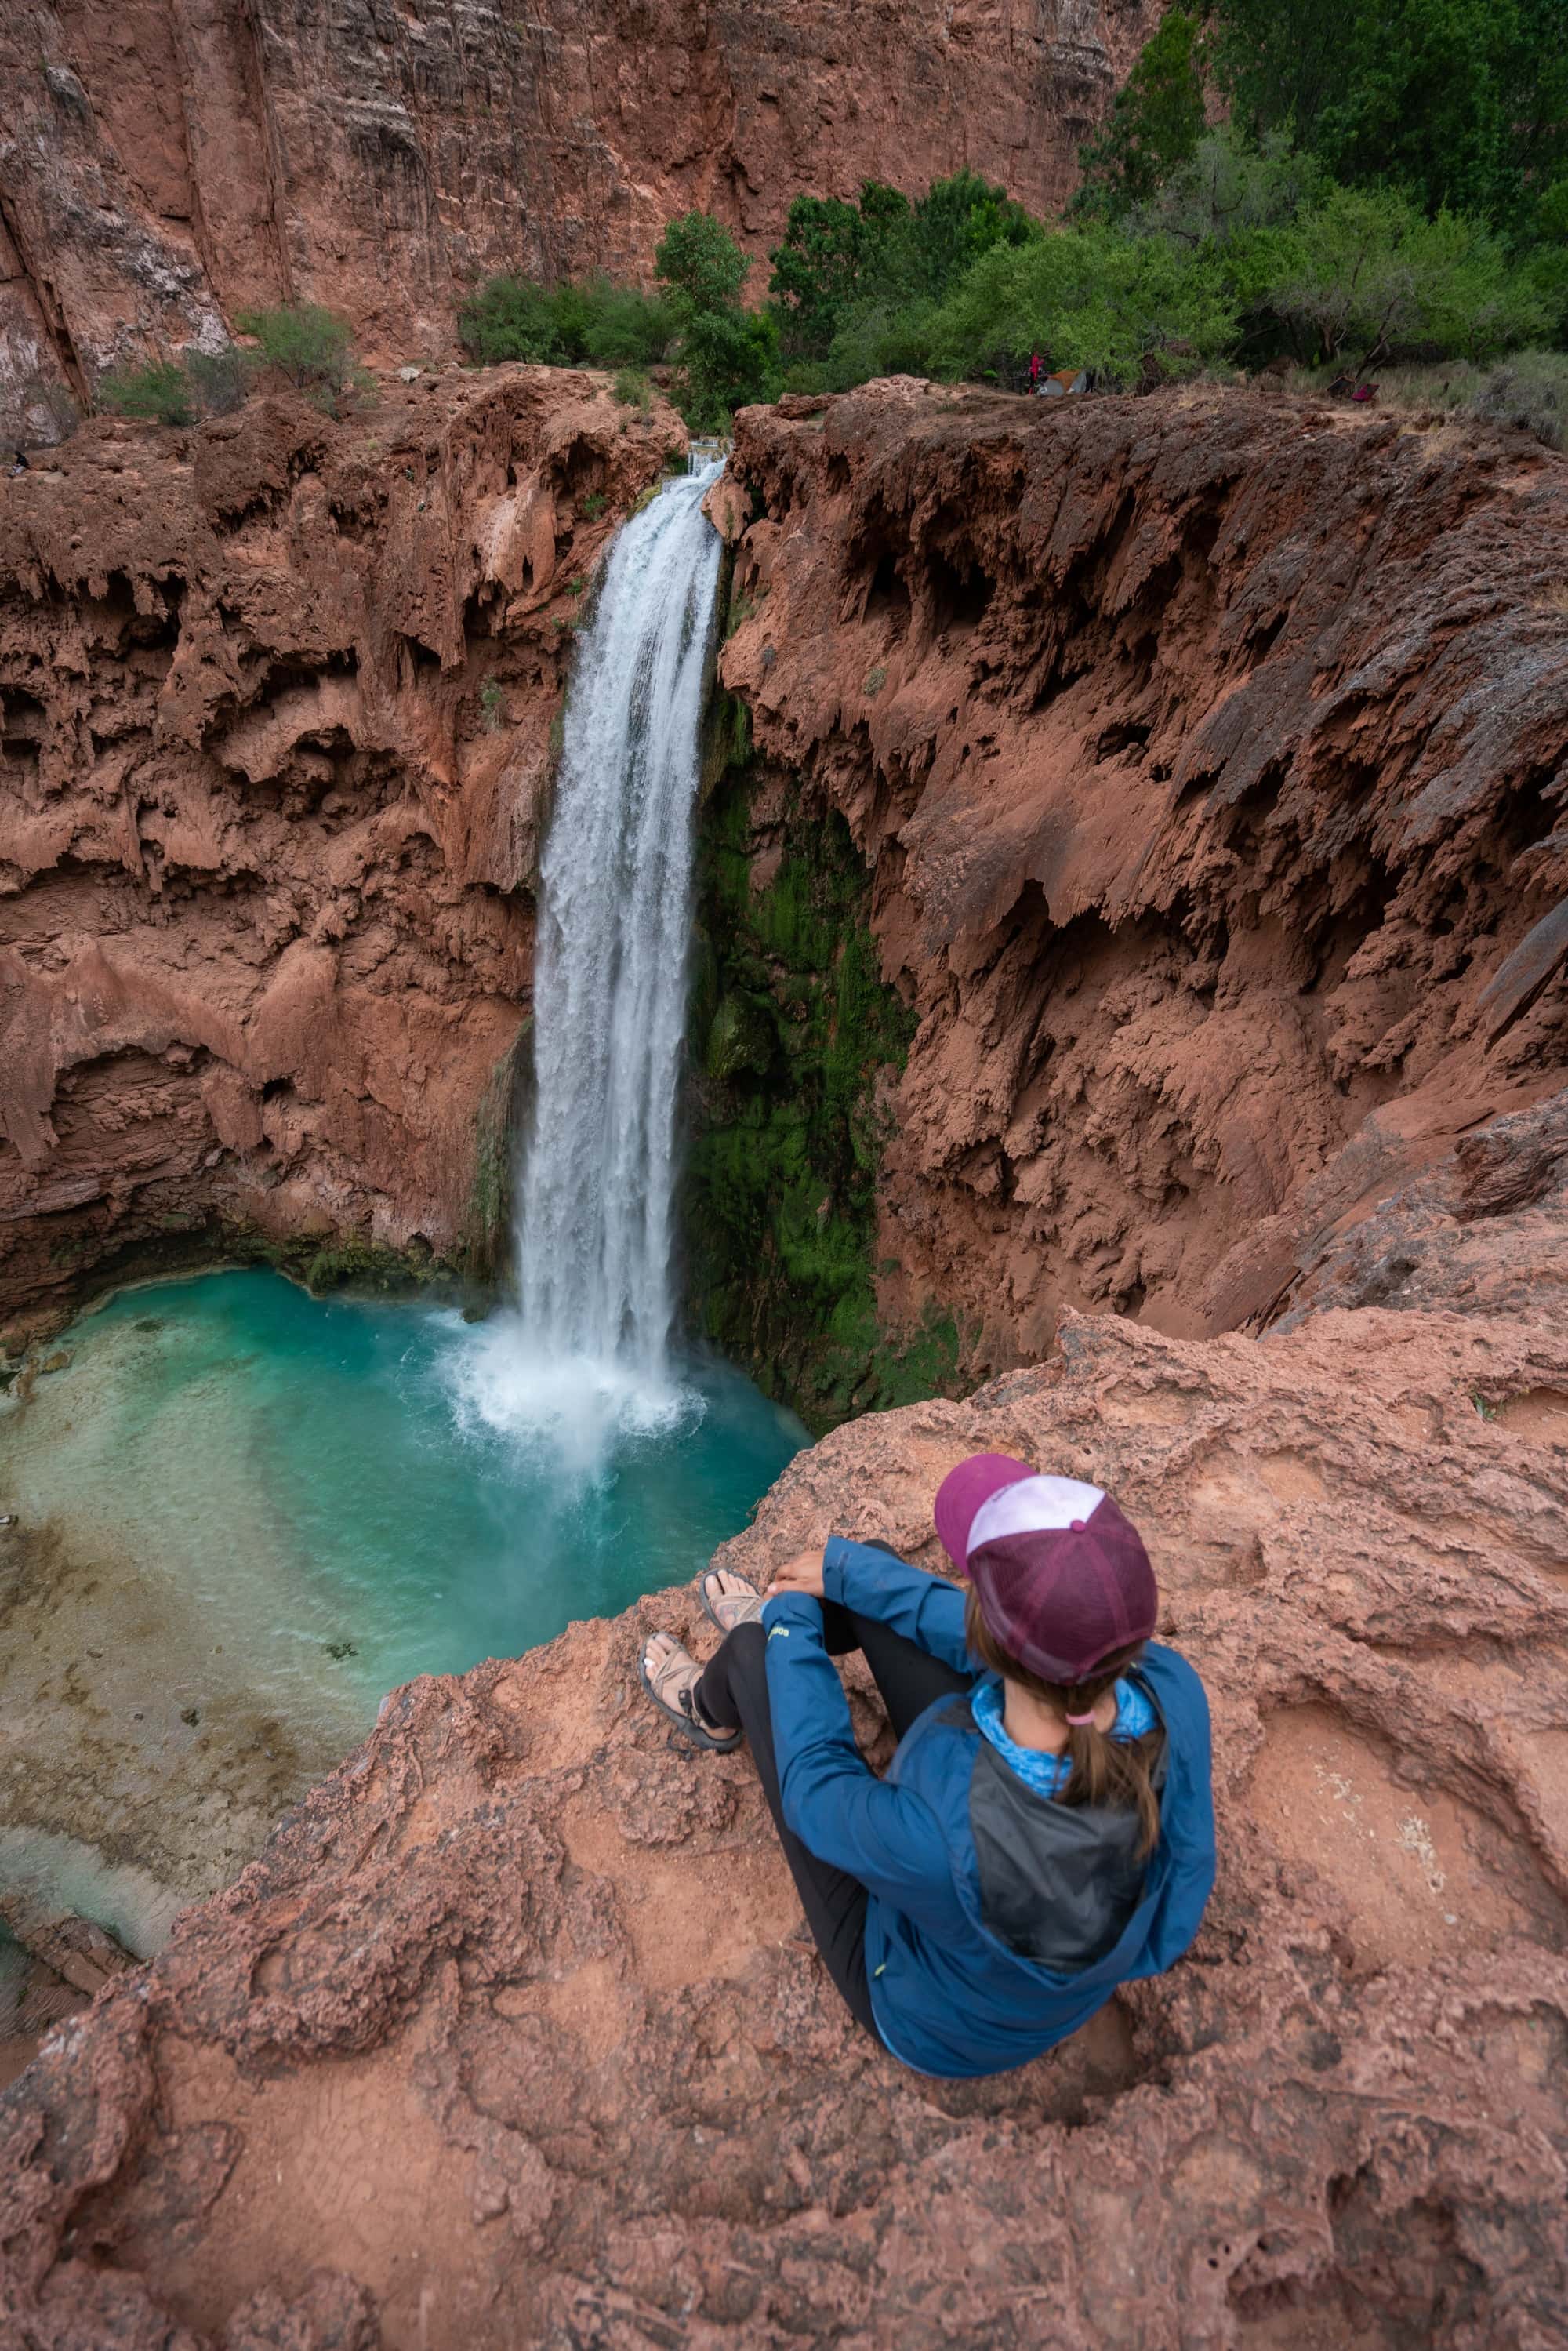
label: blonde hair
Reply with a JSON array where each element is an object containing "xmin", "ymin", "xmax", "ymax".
[{"xmin": 964, "ymin": 1590, "xmax": 1162, "ymax": 1858}]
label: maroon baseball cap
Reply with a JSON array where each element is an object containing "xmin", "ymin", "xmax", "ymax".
[{"xmin": 933, "ymin": 1452, "xmax": 1157, "ymax": 1683}]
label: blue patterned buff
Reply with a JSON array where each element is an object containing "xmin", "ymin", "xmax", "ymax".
[{"xmin": 970, "ymin": 1674, "xmax": 1158, "ymax": 1798}]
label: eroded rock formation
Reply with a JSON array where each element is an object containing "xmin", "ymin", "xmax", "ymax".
[
  {"xmin": 3, "ymin": 374, "xmax": 1568, "ymax": 2348},
  {"xmin": 718, "ymin": 380, "xmax": 1568, "ymax": 1375},
  {"xmin": 2, "ymin": 1157, "xmax": 1565, "ymax": 2346},
  {"xmin": 0, "ymin": 0, "xmax": 1156, "ymax": 426},
  {"xmin": 0, "ymin": 369, "xmax": 684, "ymax": 1339}
]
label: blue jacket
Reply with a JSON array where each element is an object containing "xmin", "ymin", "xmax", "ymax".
[{"xmin": 763, "ymin": 1538, "xmax": 1217, "ymax": 2079}]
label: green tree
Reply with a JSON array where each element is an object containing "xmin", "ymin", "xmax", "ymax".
[
  {"xmin": 1262, "ymin": 183, "xmax": 1552, "ymax": 362},
  {"xmin": 677, "ymin": 306, "xmax": 781, "ymax": 430},
  {"xmin": 1135, "ymin": 128, "xmax": 1324, "ymax": 249},
  {"xmin": 1076, "ymin": 9, "xmax": 1210, "ymax": 216},
  {"xmin": 769, "ymin": 193, "xmax": 876, "ymax": 358},
  {"xmin": 655, "ymin": 213, "xmax": 751, "ymax": 320},
  {"xmin": 1214, "ymin": 0, "xmax": 1568, "ymax": 230},
  {"xmin": 899, "ymin": 170, "xmax": 1038, "ymax": 300},
  {"xmin": 96, "ymin": 360, "xmax": 194, "ymax": 426},
  {"xmin": 822, "ymin": 297, "xmax": 942, "ymax": 392},
  {"xmin": 774, "ymin": 170, "xmax": 1038, "ymax": 380},
  {"xmin": 235, "ymin": 304, "xmax": 360, "ymax": 412},
  {"xmin": 655, "ymin": 213, "xmax": 780, "ymax": 425},
  {"xmin": 929, "ymin": 227, "xmax": 1237, "ymax": 387}
]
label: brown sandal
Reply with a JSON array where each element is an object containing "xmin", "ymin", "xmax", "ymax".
[
  {"xmin": 699, "ymin": 1569, "xmax": 765, "ymax": 1636},
  {"xmin": 638, "ymin": 1633, "xmax": 739, "ymax": 1752}
]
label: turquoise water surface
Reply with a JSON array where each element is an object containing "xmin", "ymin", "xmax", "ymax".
[{"xmin": 4, "ymin": 1269, "xmax": 806, "ymax": 1711}]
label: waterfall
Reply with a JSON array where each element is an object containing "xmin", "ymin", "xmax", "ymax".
[{"xmin": 448, "ymin": 459, "xmax": 724, "ymax": 1462}]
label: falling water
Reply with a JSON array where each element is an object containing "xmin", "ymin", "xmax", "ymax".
[{"xmin": 448, "ymin": 459, "xmax": 724, "ymax": 1462}]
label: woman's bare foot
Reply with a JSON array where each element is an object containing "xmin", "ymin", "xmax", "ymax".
[
  {"xmin": 639, "ymin": 1631, "xmax": 738, "ymax": 1750},
  {"xmin": 699, "ymin": 1567, "xmax": 764, "ymax": 1634}
]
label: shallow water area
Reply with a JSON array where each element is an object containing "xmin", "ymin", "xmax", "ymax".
[{"xmin": 0, "ymin": 1268, "xmax": 804, "ymax": 1942}]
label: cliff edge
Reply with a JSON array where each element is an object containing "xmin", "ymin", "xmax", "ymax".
[{"xmin": 2, "ymin": 1185, "xmax": 1565, "ymax": 2344}]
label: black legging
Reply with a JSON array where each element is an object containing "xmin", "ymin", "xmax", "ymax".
[{"xmin": 695, "ymin": 1598, "xmax": 973, "ymax": 2040}]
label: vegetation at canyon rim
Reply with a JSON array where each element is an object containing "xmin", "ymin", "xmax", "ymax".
[{"xmin": 455, "ymin": 0, "xmax": 1568, "ymax": 434}]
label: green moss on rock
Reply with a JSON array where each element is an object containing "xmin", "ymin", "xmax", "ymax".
[
  {"xmin": 461, "ymin": 1017, "xmax": 532, "ymax": 1282},
  {"xmin": 684, "ymin": 756, "xmax": 967, "ymax": 1433}
]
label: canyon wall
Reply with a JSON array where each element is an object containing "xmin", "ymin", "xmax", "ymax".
[
  {"xmin": 0, "ymin": 0, "xmax": 1156, "ymax": 431},
  {"xmin": 716, "ymin": 379, "xmax": 1568, "ymax": 1383},
  {"xmin": 2, "ymin": 375, "xmax": 1567, "ymax": 2351},
  {"xmin": 0, "ymin": 369, "xmax": 684, "ymax": 1341}
]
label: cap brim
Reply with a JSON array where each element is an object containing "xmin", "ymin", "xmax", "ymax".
[{"xmin": 932, "ymin": 1452, "xmax": 1036, "ymax": 1574}]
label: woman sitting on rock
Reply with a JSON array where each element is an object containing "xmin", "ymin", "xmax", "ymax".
[{"xmin": 639, "ymin": 1455, "xmax": 1215, "ymax": 2079}]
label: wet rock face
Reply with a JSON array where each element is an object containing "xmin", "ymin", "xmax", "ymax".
[
  {"xmin": 0, "ymin": 371, "xmax": 684, "ymax": 1332},
  {"xmin": 722, "ymin": 381, "xmax": 1568, "ymax": 1373},
  {"xmin": 2, "ymin": 1268, "xmax": 1566, "ymax": 2349},
  {"xmin": 0, "ymin": 0, "xmax": 1155, "ymax": 420}
]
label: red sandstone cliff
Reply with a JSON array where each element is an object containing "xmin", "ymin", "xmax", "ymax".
[
  {"xmin": 720, "ymin": 380, "xmax": 1568, "ymax": 1373},
  {"xmin": 0, "ymin": 368, "xmax": 684, "ymax": 1335},
  {"xmin": 4, "ymin": 375, "xmax": 1568, "ymax": 2347},
  {"xmin": 0, "ymin": 0, "xmax": 1156, "ymax": 431}
]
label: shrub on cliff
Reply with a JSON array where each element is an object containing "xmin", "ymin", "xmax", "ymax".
[
  {"xmin": 459, "ymin": 275, "xmax": 564, "ymax": 363},
  {"xmin": 234, "ymin": 304, "xmax": 366, "ymax": 416},
  {"xmin": 458, "ymin": 274, "xmax": 672, "ymax": 369},
  {"xmin": 1472, "ymin": 348, "xmax": 1568, "ymax": 445},
  {"xmin": 96, "ymin": 345, "xmax": 260, "ymax": 428},
  {"xmin": 183, "ymin": 346, "xmax": 254, "ymax": 416},
  {"xmin": 97, "ymin": 361, "xmax": 195, "ymax": 426},
  {"xmin": 1379, "ymin": 348, "xmax": 1568, "ymax": 448}
]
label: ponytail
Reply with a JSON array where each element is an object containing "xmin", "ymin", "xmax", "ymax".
[{"xmin": 964, "ymin": 1591, "xmax": 1163, "ymax": 1858}]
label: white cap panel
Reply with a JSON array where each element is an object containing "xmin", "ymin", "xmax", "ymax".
[{"xmin": 966, "ymin": 1474, "xmax": 1107, "ymax": 1561}]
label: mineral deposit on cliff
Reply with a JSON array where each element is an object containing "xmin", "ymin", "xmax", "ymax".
[
  {"xmin": 0, "ymin": 369, "xmax": 684, "ymax": 1335},
  {"xmin": 720, "ymin": 380, "xmax": 1568, "ymax": 1375}
]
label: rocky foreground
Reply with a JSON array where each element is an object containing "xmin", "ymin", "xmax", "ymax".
[{"xmin": 2, "ymin": 1104, "xmax": 1566, "ymax": 2346}]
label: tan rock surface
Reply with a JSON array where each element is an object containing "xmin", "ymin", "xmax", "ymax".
[
  {"xmin": 720, "ymin": 381, "xmax": 1568, "ymax": 1373},
  {"xmin": 2, "ymin": 1245, "xmax": 1566, "ymax": 2346},
  {"xmin": 0, "ymin": 1, "xmax": 1156, "ymax": 421},
  {"xmin": 0, "ymin": 368, "xmax": 684, "ymax": 1334}
]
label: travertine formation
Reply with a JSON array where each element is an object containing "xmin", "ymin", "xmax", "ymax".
[
  {"xmin": 0, "ymin": 369, "xmax": 683, "ymax": 1335},
  {"xmin": 2, "ymin": 1187, "xmax": 1565, "ymax": 2347},
  {"xmin": 0, "ymin": 0, "xmax": 1156, "ymax": 429},
  {"xmin": 2, "ymin": 376, "xmax": 1567, "ymax": 2347},
  {"xmin": 720, "ymin": 380, "xmax": 1568, "ymax": 1371}
]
